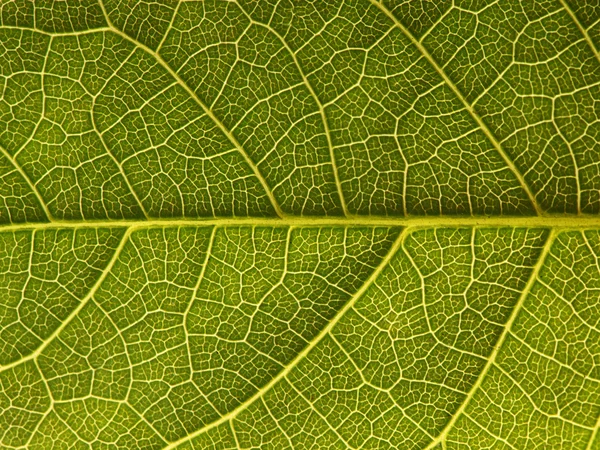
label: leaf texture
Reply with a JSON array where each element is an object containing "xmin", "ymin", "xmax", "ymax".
[{"xmin": 0, "ymin": 0, "xmax": 599, "ymax": 449}]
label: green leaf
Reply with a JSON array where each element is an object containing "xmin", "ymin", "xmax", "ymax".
[{"xmin": 0, "ymin": 1, "xmax": 599, "ymax": 449}]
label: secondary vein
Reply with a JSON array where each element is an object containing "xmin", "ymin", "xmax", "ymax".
[
  {"xmin": 0, "ymin": 227, "xmax": 132, "ymax": 374},
  {"xmin": 160, "ymin": 226, "xmax": 407, "ymax": 449},
  {"xmin": 369, "ymin": 0, "xmax": 543, "ymax": 217},
  {"xmin": 559, "ymin": 0, "xmax": 600, "ymax": 65},
  {"xmin": 96, "ymin": 0, "xmax": 286, "ymax": 219},
  {"xmin": 421, "ymin": 228, "xmax": 557, "ymax": 450},
  {"xmin": 234, "ymin": 2, "xmax": 351, "ymax": 217}
]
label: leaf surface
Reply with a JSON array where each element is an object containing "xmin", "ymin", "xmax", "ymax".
[{"xmin": 0, "ymin": 0, "xmax": 599, "ymax": 449}]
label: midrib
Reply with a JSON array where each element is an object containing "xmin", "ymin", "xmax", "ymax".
[{"xmin": 3, "ymin": 215, "xmax": 600, "ymax": 231}]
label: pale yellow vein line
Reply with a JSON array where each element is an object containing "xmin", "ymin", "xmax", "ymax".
[
  {"xmin": 559, "ymin": 0, "xmax": 600, "ymax": 65},
  {"xmin": 422, "ymin": 228, "xmax": 558, "ymax": 450},
  {"xmin": 0, "ymin": 143, "xmax": 53, "ymax": 222},
  {"xmin": 556, "ymin": 0, "xmax": 600, "ymax": 215},
  {"xmin": 552, "ymin": 98, "xmax": 582, "ymax": 214},
  {"xmin": 234, "ymin": 2, "xmax": 350, "ymax": 217},
  {"xmin": 156, "ymin": 1, "xmax": 180, "ymax": 54},
  {"xmin": 0, "ymin": 25, "xmax": 112, "ymax": 36},
  {"xmin": 462, "ymin": 408, "xmax": 518, "ymax": 450},
  {"xmin": 6, "ymin": 215, "xmax": 600, "ymax": 232},
  {"xmin": 242, "ymin": 226, "xmax": 292, "ymax": 342},
  {"xmin": 330, "ymin": 330, "xmax": 436, "ymax": 441},
  {"xmin": 161, "ymin": 226, "xmax": 406, "ymax": 450},
  {"xmin": 23, "ymin": 359, "xmax": 55, "ymax": 447},
  {"xmin": 230, "ymin": 420, "xmax": 243, "ymax": 450},
  {"xmin": 12, "ymin": 32, "xmax": 53, "ymax": 162},
  {"xmin": 94, "ymin": 298, "xmax": 171, "ymax": 444},
  {"xmin": 285, "ymin": 380, "xmax": 352, "ymax": 447},
  {"xmin": 96, "ymin": 0, "xmax": 285, "ymax": 219},
  {"xmin": 91, "ymin": 96, "xmax": 150, "ymax": 219},
  {"xmin": 369, "ymin": 0, "xmax": 543, "ymax": 216},
  {"xmin": 261, "ymin": 394, "xmax": 297, "ymax": 448},
  {"xmin": 586, "ymin": 416, "xmax": 600, "ymax": 450},
  {"xmin": 0, "ymin": 32, "xmax": 54, "ymax": 222},
  {"xmin": 0, "ymin": 227, "xmax": 132, "ymax": 374},
  {"xmin": 494, "ymin": 359, "xmax": 595, "ymax": 430}
]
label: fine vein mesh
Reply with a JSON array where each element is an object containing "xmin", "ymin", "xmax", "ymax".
[
  {"xmin": 1, "ymin": 0, "xmax": 598, "ymax": 219},
  {"xmin": 0, "ymin": 0, "xmax": 600, "ymax": 449}
]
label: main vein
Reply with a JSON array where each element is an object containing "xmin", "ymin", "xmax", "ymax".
[{"xmin": 3, "ymin": 215, "xmax": 600, "ymax": 232}]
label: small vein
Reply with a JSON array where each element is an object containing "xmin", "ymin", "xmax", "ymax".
[
  {"xmin": 229, "ymin": 419, "xmax": 243, "ymax": 450},
  {"xmin": 181, "ymin": 225, "xmax": 224, "ymax": 417},
  {"xmin": 91, "ymin": 95, "xmax": 151, "ymax": 220},
  {"xmin": 587, "ymin": 414, "xmax": 600, "ymax": 450},
  {"xmin": 285, "ymin": 379, "xmax": 352, "ymax": 447},
  {"xmin": 156, "ymin": 1, "xmax": 180, "ymax": 54},
  {"xmin": 23, "ymin": 359, "xmax": 54, "ymax": 447},
  {"xmin": 494, "ymin": 361, "xmax": 595, "ymax": 430},
  {"xmin": 0, "ymin": 31, "xmax": 54, "ymax": 222}
]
